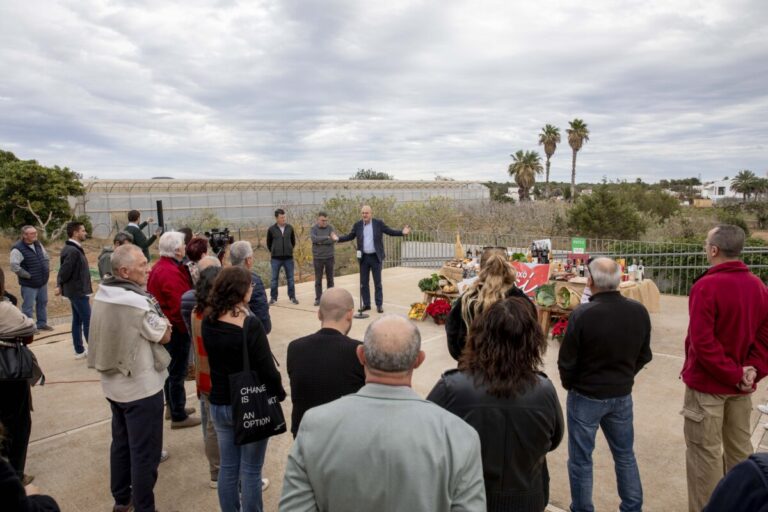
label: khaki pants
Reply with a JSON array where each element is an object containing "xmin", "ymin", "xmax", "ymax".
[{"xmin": 681, "ymin": 387, "xmax": 752, "ymax": 512}]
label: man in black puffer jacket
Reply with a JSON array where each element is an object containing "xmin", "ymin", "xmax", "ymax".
[{"xmin": 266, "ymin": 208, "xmax": 297, "ymax": 305}]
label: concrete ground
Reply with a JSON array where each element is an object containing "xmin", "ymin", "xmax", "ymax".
[{"xmin": 24, "ymin": 267, "xmax": 768, "ymax": 511}]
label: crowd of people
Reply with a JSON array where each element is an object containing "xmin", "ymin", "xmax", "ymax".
[{"xmin": 1, "ymin": 217, "xmax": 767, "ymax": 512}]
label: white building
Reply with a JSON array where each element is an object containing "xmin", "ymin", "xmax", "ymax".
[{"xmin": 701, "ymin": 179, "xmax": 739, "ymax": 203}]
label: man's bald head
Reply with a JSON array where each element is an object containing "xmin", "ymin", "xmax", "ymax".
[
  {"xmin": 363, "ymin": 315, "xmax": 421, "ymax": 372},
  {"xmin": 319, "ymin": 288, "xmax": 355, "ymax": 323},
  {"xmin": 588, "ymin": 257, "xmax": 621, "ymax": 291},
  {"xmin": 198, "ymin": 255, "xmax": 221, "ymax": 273}
]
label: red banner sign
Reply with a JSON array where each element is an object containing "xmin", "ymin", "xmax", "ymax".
[{"xmin": 512, "ymin": 262, "xmax": 551, "ymax": 297}]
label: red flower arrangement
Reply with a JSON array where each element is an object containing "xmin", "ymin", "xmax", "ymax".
[
  {"xmin": 426, "ymin": 299, "xmax": 452, "ymax": 324},
  {"xmin": 551, "ymin": 317, "xmax": 568, "ymax": 341}
]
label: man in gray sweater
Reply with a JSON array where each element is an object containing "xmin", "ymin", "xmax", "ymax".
[{"xmin": 310, "ymin": 212, "xmax": 339, "ymax": 306}]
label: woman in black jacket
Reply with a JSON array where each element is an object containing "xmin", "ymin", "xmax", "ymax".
[
  {"xmin": 202, "ymin": 266, "xmax": 286, "ymax": 512},
  {"xmin": 429, "ymin": 296, "xmax": 564, "ymax": 512},
  {"xmin": 445, "ymin": 251, "xmax": 526, "ymax": 360}
]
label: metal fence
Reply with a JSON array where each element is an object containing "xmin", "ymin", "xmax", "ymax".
[{"xmin": 384, "ymin": 231, "xmax": 768, "ymax": 296}]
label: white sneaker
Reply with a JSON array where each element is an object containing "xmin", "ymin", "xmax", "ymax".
[
  {"xmin": 262, "ymin": 478, "xmax": 269, "ymax": 491},
  {"xmin": 74, "ymin": 350, "xmax": 87, "ymax": 360},
  {"xmin": 160, "ymin": 450, "xmax": 170, "ymax": 463},
  {"xmin": 209, "ymin": 479, "xmax": 218, "ymax": 489},
  {"xmin": 757, "ymin": 404, "xmax": 768, "ymax": 414}
]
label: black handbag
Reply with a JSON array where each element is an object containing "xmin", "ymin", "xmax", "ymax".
[
  {"xmin": 0, "ymin": 340, "xmax": 34, "ymax": 381},
  {"xmin": 229, "ymin": 315, "xmax": 286, "ymax": 445}
]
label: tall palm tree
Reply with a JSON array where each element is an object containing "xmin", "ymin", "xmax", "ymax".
[
  {"xmin": 508, "ymin": 150, "xmax": 543, "ymax": 201},
  {"xmin": 731, "ymin": 169, "xmax": 758, "ymax": 201},
  {"xmin": 538, "ymin": 124, "xmax": 560, "ymax": 198},
  {"xmin": 566, "ymin": 119, "xmax": 590, "ymax": 200}
]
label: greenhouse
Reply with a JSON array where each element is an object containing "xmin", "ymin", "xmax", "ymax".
[{"xmin": 78, "ymin": 179, "xmax": 489, "ymax": 237}]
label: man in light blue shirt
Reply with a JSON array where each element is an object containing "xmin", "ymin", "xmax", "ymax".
[{"xmin": 338, "ymin": 206, "xmax": 410, "ymax": 313}]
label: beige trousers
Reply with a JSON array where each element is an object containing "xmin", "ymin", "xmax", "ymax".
[{"xmin": 681, "ymin": 386, "xmax": 753, "ymax": 512}]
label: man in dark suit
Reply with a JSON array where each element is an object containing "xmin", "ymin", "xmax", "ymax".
[
  {"xmin": 286, "ymin": 288, "xmax": 365, "ymax": 437},
  {"xmin": 338, "ymin": 205, "xmax": 410, "ymax": 313}
]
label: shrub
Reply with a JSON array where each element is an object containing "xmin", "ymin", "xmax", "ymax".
[{"xmin": 567, "ymin": 186, "xmax": 646, "ymax": 239}]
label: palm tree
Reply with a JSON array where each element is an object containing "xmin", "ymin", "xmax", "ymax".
[
  {"xmin": 566, "ymin": 119, "xmax": 590, "ymax": 200},
  {"xmin": 508, "ymin": 150, "xmax": 543, "ymax": 201},
  {"xmin": 731, "ymin": 170, "xmax": 758, "ymax": 201},
  {"xmin": 538, "ymin": 124, "xmax": 560, "ymax": 198}
]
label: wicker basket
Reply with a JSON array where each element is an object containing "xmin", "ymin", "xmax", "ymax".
[{"xmin": 439, "ymin": 265, "xmax": 464, "ymax": 283}]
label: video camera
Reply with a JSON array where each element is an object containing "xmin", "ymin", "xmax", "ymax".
[{"xmin": 205, "ymin": 228, "xmax": 235, "ymax": 255}]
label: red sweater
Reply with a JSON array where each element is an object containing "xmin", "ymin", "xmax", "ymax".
[
  {"xmin": 681, "ymin": 260, "xmax": 768, "ymax": 394},
  {"xmin": 147, "ymin": 257, "xmax": 192, "ymax": 333}
]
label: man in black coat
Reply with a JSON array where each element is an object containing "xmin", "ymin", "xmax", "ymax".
[
  {"xmin": 56, "ymin": 221, "xmax": 93, "ymax": 358},
  {"xmin": 557, "ymin": 257, "xmax": 652, "ymax": 512},
  {"xmin": 124, "ymin": 209, "xmax": 162, "ymax": 261},
  {"xmin": 337, "ymin": 205, "xmax": 410, "ymax": 313},
  {"xmin": 286, "ymin": 287, "xmax": 365, "ymax": 437}
]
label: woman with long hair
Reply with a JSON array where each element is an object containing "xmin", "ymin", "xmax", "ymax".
[
  {"xmin": 202, "ymin": 266, "xmax": 285, "ymax": 512},
  {"xmin": 445, "ymin": 250, "xmax": 526, "ymax": 360},
  {"xmin": 429, "ymin": 296, "xmax": 563, "ymax": 512}
]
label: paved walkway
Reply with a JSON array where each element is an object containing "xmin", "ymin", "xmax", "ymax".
[{"xmin": 24, "ymin": 267, "xmax": 768, "ymax": 511}]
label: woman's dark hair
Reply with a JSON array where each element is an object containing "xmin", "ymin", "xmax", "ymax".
[
  {"xmin": 459, "ymin": 296, "xmax": 545, "ymax": 398},
  {"xmin": 186, "ymin": 237, "xmax": 209, "ymax": 262},
  {"xmin": 206, "ymin": 266, "xmax": 251, "ymax": 321},
  {"xmin": 195, "ymin": 266, "xmax": 221, "ymax": 311}
]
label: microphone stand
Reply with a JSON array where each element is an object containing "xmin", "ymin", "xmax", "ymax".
[{"xmin": 354, "ymin": 255, "xmax": 369, "ymax": 319}]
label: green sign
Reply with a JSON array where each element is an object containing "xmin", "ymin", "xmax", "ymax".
[{"xmin": 571, "ymin": 237, "xmax": 586, "ymax": 254}]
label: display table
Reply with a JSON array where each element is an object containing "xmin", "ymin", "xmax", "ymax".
[
  {"xmin": 536, "ymin": 305, "xmax": 572, "ymax": 338},
  {"xmin": 537, "ymin": 279, "xmax": 662, "ymax": 337},
  {"xmin": 422, "ymin": 290, "xmax": 460, "ymax": 305},
  {"xmin": 549, "ymin": 279, "xmax": 661, "ymax": 313}
]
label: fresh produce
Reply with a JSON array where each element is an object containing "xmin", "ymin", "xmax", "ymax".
[
  {"xmin": 418, "ymin": 273, "xmax": 441, "ymax": 292},
  {"xmin": 535, "ymin": 283, "xmax": 556, "ymax": 307},
  {"xmin": 556, "ymin": 286, "xmax": 581, "ymax": 309},
  {"xmin": 408, "ymin": 302, "xmax": 427, "ymax": 320},
  {"xmin": 511, "ymin": 252, "xmax": 528, "ymax": 262}
]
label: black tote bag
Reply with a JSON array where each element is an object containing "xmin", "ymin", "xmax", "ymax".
[
  {"xmin": 0, "ymin": 340, "xmax": 34, "ymax": 381},
  {"xmin": 229, "ymin": 315, "xmax": 286, "ymax": 445}
]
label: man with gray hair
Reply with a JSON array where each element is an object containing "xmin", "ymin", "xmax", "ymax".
[
  {"xmin": 558, "ymin": 257, "xmax": 652, "ymax": 512},
  {"xmin": 147, "ymin": 231, "xmax": 200, "ymax": 429},
  {"xmin": 89, "ymin": 243, "xmax": 171, "ymax": 512},
  {"xmin": 229, "ymin": 240, "xmax": 271, "ymax": 333},
  {"xmin": 10, "ymin": 225, "xmax": 52, "ymax": 332},
  {"xmin": 280, "ymin": 314, "xmax": 486, "ymax": 511},
  {"xmin": 681, "ymin": 224, "xmax": 768, "ymax": 511}
]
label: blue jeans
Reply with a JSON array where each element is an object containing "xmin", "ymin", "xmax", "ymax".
[
  {"xmin": 20, "ymin": 285, "xmax": 48, "ymax": 328},
  {"xmin": 360, "ymin": 253, "xmax": 383, "ymax": 308},
  {"xmin": 163, "ymin": 329, "xmax": 191, "ymax": 421},
  {"xmin": 567, "ymin": 390, "xmax": 643, "ymax": 512},
  {"xmin": 68, "ymin": 296, "xmax": 91, "ymax": 354},
  {"xmin": 210, "ymin": 403, "xmax": 268, "ymax": 512},
  {"xmin": 270, "ymin": 259, "xmax": 295, "ymax": 300}
]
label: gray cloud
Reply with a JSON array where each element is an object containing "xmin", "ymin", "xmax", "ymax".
[{"xmin": 0, "ymin": 0, "xmax": 765, "ymax": 182}]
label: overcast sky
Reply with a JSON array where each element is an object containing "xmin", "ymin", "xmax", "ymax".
[{"xmin": 1, "ymin": 0, "xmax": 766, "ymax": 183}]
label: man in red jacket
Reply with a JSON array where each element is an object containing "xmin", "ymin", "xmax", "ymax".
[
  {"xmin": 147, "ymin": 231, "xmax": 201, "ymax": 429},
  {"xmin": 681, "ymin": 224, "xmax": 768, "ymax": 511}
]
